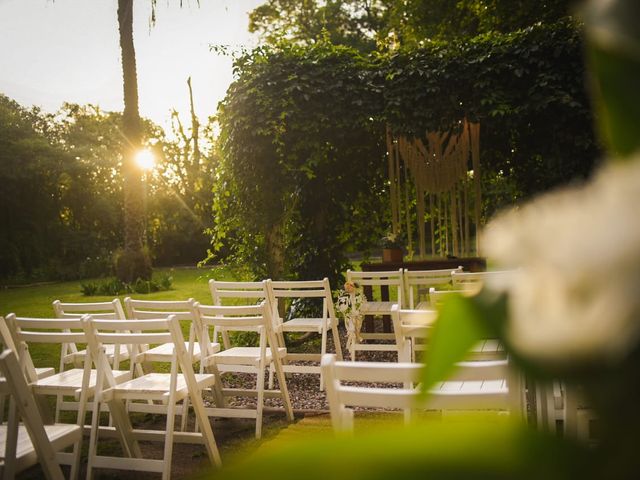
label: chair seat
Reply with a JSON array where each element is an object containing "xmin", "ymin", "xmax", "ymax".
[
  {"xmin": 64, "ymin": 344, "xmax": 130, "ymax": 364},
  {"xmin": 35, "ymin": 367, "xmax": 55, "ymax": 379},
  {"xmin": 281, "ymin": 318, "xmax": 324, "ymax": 333},
  {"xmin": 415, "ymin": 300, "xmax": 431, "ymax": 310},
  {"xmin": 139, "ymin": 342, "xmax": 201, "ymax": 362},
  {"xmin": 106, "ymin": 372, "xmax": 217, "ymax": 402},
  {"xmin": 32, "ymin": 368, "xmax": 130, "ymax": 396},
  {"xmin": 0, "ymin": 423, "xmax": 81, "ymax": 473},
  {"xmin": 361, "ymin": 301, "xmax": 396, "ymax": 315},
  {"xmin": 212, "ymin": 346, "xmax": 287, "ymax": 366},
  {"xmin": 427, "ymin": 380, "xmax": 510, "ymax": 410}
]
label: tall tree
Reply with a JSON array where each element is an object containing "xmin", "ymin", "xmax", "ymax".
[
  {"xmin": 116, "ymin": 0, "xmax": 152, "ymax": 282},
  {"xmin": 249, "ymin": 0, "xmax": 574, "ymax": 50}
]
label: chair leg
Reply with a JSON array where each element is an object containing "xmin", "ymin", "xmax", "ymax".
[
  {"xmin": 268, "ymin": 363, "xmax": 275, "ymax": 390},
  {"xmin": 180, "ymin": 397, "xmax": 190, "ymax": 432},
  {"xmin": 272, "ymin": 358, "xmax": 294, "ymax": 422},
  {"xmin": 255, "ymin": 363, "xmax": 266, "ymax": 439},
  {"xmin": 189, "ymin": 388, "xmax": 222, "ymax": 467},
  {"xmin": 85, "ymin": 395, "xmax": 102, "ymax": 480},
  {"xmin": 331, "ymin": 323, "xmax": 343, "ymax": 361},
  {"xmin": 108, "ymin": 398, "xmax": 143, "ymax": 458},
  {"xmin": 319, "ymin": 328, "xmax": 328, "ymax": 390},
  {"xmin": 162, "ymin": 401, "xmax": 177, "ymax": 480}
]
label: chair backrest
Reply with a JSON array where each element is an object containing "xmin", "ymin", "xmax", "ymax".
[
  {"xmin": 2, "ymin": 314, "xmax": 90, "ymax": 382},
  {"xmin": 52, "ymin": 299, "xmax": 126, "ymax": 320},
  {"xmin": 428, "ymin": 288, "xmax": 478, "ymax": 308},
  {"xmin": 403, "ymin": 267, "xmax": 463, "ymax": 308},
  {"xmin": 195, "ymin": 302, "xmax": 276, "ymax": 361},
  {"xmin": 52, "ymin": 299, "xmax": 127, "ymax": 368},
  {"xmin": 124, "ymin": 298, "xmax": 201, "ymax": 355},
  {"xmin": 266, "ymin": 278, "xmax": 335, "ymax": 329},
  {"xmin": 322, "ymin": 354, "xmax": 521, "ymax": 431},
  {"xmin": 0, "ymin": 348, "xmax": 76, "ymax": 480},
  {"xmin": 390, "ymin": 306, "xmax": 438, "ymax": 360},
  {"xmin": 346, "ymin": 269, "xmax": 404, "ymax": 306},
  {"xmin": 209, "ymin": 279, "xmax": 269, "ymax": 306},
  {"xmin": 82, "ymin": 315, "xmax": 193, "ymax": 390},
  {"xmin": 451, "ymin": 270, "xmax": 517, "ymax": 292}
]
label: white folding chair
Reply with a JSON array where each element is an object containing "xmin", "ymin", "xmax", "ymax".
[
  {"xmin": 451, "ymin": 270, "xmax": 517, "ymax": 292},
  {"xmin": 81, "ymin": 315, "xmax": 222, "ymax": 479},
  {"xmin": 52, "ymin": 299, "xmax": 130, "ymax": 369},
  {"xmin": 345, "ymin": 269, "xmax": 404, "ymax": 360},
  {"xmin": 390, "ymin": 305, "xmax": 504, "ymax": 364},
  {"xmin": 209, "ymin": 279, "xmax": 271, "ymax": 349},
  {"xmin": 390, "ymin": 306, "xmax": 438, "ymax": 363},
  {"xmin": 1, "ymin": 314, "xmax": 131, "ymax": 480},
  {"xmin": 195, "ymin": 302, "xmax": 294, "ymax": 439},
  {"xmin": 266, "ymin": 278, "xmax": 343, "ymax": 389},
  {"xmin": 403, "ymin": 267, "xmax": 463, "ymax": 309},
  {"xmin": 123, "ymin": 298, "xmax": 211, "ymax": 431},
  {"xmin": 322, "ymin": 354, "xmax": 523, "ymax": 433},
  {"xmin": 124, "ymin": 298, "xmax": 205, "ymax": 364},
  {"xmin": 0, "ymin": 348, "xmax": 82, "ymax": 480},
  {"xmin": 0, "ymin": 317, "xmax": 55, "ymax": 425}
]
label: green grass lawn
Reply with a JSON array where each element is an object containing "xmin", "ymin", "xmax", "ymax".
[
  {"xmin": 0, "ymin": 266, "xmax": 246, "ymax": 318},
  {"xmin": 0, "ymin": 265, "xmax": 247, "ymax": 367}
]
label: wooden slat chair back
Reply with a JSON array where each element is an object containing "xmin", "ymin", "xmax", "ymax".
[
  {"xmin": 345, "ymin": 269, "xmax": 404, "ymax": 360},
  {"xmin": 266, "ymin": 278, "xmax": 343, "ymax": 389},
  {"xmin": 52, "ymin": 299, "xmax": 129, "ymax": 370},
  {"xmin": 4, "ymin": 314, "xmax": 131, "ymax": 427},
  {"xmin": 1, "ymin": 314, "xmax": 131, "ymax": 480},
  {"xmin": 403, "ymin": 267, "xmax": 463, "ymax": 309},
  {"xmin": 0, "ymin": 317, "xmax": 55, "ymax": 425},
  {"xmin": 428, "ymin": 288, "xmax": 478, "ymax": 308},
  {"xmin": 195, "ymin": 302, "xmax": 294, "ymax": 439},
  {"xmin": 0, "ymin": 348, "xmax": 82, "ymax": 480},
  {"xmin": 124, "ymin": 297, "xmax": 205, "ymax": 363},
  {"xmin": 209, "ymin": 279, "xmax": 271, "ymax": 349},
  {"xmin": 123, "ymin": 298, "xmax": 211, "ymax": 431},
  {"xmin": 81, "ymin": 315, "xmax": 221, "ymax": 479},
  {"xmin": 390, "ymin": 306, "xmax": 438, "ymax": 363},
  {"xmin": 322, "ymin": 354, "xmax": 523, "ymax": 432},
  {"xmin": 451, "ymin": 270, "xmax": 517, "ymax": 293}
]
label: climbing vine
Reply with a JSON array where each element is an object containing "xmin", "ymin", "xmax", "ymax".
[{"xmin": 212, "ymin": 20, "xmax": 600, "ymax": 283}]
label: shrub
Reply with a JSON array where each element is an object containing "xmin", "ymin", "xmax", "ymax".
[{"xmin": 80, "ymin": 273, "xmax": 173, "ymax": 296}]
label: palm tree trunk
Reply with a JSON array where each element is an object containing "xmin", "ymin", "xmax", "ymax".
[{"xmin": 116, "ymin": 0, "xmax": 151, "ymax": 282}]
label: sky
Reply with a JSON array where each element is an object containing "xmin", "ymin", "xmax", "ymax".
[{"xmin": 0, "ymin": 0, "xmax": 264, "ymax": 129}]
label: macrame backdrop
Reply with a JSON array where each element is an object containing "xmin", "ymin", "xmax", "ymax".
[{"xmin": 386, "ymin": 119, "xmax": 481, "ymax": 258}]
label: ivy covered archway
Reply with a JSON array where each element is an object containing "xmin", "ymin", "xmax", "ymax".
[{"xmin": 214, "ymin": 20, "xmax": 600, "ymax": 284}]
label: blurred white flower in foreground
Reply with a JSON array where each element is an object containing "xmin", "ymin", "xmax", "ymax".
[{"xmin": 482, "ymin": 157, "xmax": 640, "ymax": 364}]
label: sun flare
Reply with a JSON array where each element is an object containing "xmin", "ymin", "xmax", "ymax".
[{"xmin": 135, "ymin": 149, "xmax": 155, "ymax": 171}]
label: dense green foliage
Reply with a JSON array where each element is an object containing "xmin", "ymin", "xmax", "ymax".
[
  {"xmin": 215, "ymin": 20, "xmax": 600, "ymax": 283},
  {"xmin": 383, "ymin": 20, "xmax": 600, "ymax": 199},
  {"xmin": 0, "ymin": 96, "xmax": 216, "ymax": 284},
  {"xmin": 249, "ymin": 0, "xmax": 574, "ymax": 50},
  {"xmin": 215, "ymin": 43, "xmax": 388, "ymax": 285}
]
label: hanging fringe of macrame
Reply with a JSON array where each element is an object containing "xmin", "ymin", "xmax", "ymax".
[
  {"xmin": 386, "ymin": 127, "xmax": 400, "ymax": 237},
  {"xmin": 390, "ymin": 119, "xmax": 481, "ymax": 258}
]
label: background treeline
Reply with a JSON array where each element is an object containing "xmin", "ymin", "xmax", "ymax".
[
  {"xmin": 1, "ymin": 1, "xmax": 601, "ymax": 286},
  {"xmin": 0, "ymin": 96, "xmax": 215, "ymax": 284}
]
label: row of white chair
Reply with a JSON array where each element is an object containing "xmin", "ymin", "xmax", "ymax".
[
  {"xmin": 347, "ymin": 267, "xmax": 516, "ymax": 312},
  {"xmin": 0, "ymin": 298, "xmax": 292, "ymax": 479}
]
